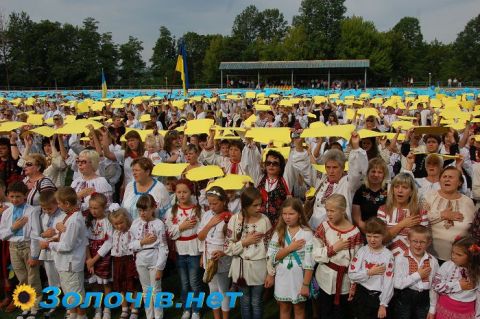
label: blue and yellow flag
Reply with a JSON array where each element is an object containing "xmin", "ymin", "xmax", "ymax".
[
  {"xmin": 175, "ymin": 42, "xmax": 189, "ymax": 96},
  {"xmin": 101, "ymin": 68, "xmax": 107, "ymax": 99}
]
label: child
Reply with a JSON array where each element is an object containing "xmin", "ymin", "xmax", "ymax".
[
  {"xmin": 198, "ymin": 186, "xmax": 233, "ymax": 319},
  {"xmin": 109, "ymin": 207, "xmax": 139, "ymax": 319},
  {"xmin": 268, "ymin": 198, "xmax": 314, "ymax": 319},
  {"xmin": 431, "ymin": 236, "xmax": 480, "ymax": 319},
  {"xmin": 164, "ymin": 179, "xmax": 203, "ymax": 319},
  {"xmin": 0, "ymin": 179, "xmax": 14, "ymax": 312},
  {"xmin": 226, "ymin": 190, "xmax": 241, "ymax": 215},
  {"xmin": 377, "ymin": 173, "xmax": 429, "ymax": 256},
  {"xmin": 348, "ymin": 217, "xmax": 394, "ymax": 319},
  {"xmin": 393, "ymin": 225, "xmax": 439, "ymax": 319},
  {"xmin": 225, "ymin": 186, "xmax": 273, "ymax": 319},
  {"xmin": 0, "ymin": 181, "xmax": 42, "ymax": 319},
  {"xmin": 39, "ymin": 186, "xmax": 89, "ymax": 319},
  {"xmin": 85, "ymin": 193, "xmax": 114, "ymax": 319},
  {"xmin": 129, "ymin": 194, "xmax": 168, "ymax": 319},
  {"xmin": 38, "ymin": 190, "xmax": 65, "ymax": 292},
  {"xmin": 314, "ymin": 194, "xmax": 363, "ymax": 319},
  {"xmin": 164, "ymin": 176, "xmax": 178, "ymax": 217},
  {"xmin": 144, "ymin": 135, "xmax": 162, "ymax": 165}
]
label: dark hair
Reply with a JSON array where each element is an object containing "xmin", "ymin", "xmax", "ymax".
[
  {"xmin": 39, "ymin": 190, "xmax": 57, "ymax": 206},
  {"xmin": 136, "ymin": 194, "xmax": 157, "ymax": 210},
  {"xmin": 124, "ymin": 130, "xmax": 144, "ymax": 157},
  {"xmin": 229, "ymin": 140, "xmax": 244, "ymax": 152},
  {"xmin": 361, "ymin": 137, "xmax": 380, "ymax": 160},
  {"xmin": 364, "ymin": 217, "xmax": 387, "ymax": 236},
  {"xmin": 7, "ymin": 181, "xmax": 29, "ymax": 195},
  {"xmin": 264, "ymin": 149, "xmax": 286, "ymax": 176},
  {"xmin": 55, "ymin": 186, "xmax": 78, "ymax": 206},
  {"xmin": 198, "ymin": 133, "xmax": 208, "ymax": 143},
  {"xmin": 424, "ymin": 134, "xmax": 441, "ymax": 145},
  {"xmin": 206, "ymin": 186, "xmax": 229, "ymax": 210},
  {"xmin": 163, "ymin": 133, "xmax": 178, "ymax": 153},
  {"xmin": 452, "ymin": 236, "xmax": 480, "ymax": 285},
  {"xmin": 86, "ymin": 193, "xmax": 108, "ymax": 227},
  {"xmin": 171, "ymin": 179, "xmax": 201, "ymax": 220},
  {"xmin": 276, "ymin": 198, "xmax": 310, "ymax": 247},
  {"xmin": 0, "ymin": 137, "xmax": 10, "ymax": 148}
]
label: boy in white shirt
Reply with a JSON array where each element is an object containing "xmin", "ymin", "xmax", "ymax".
[
  {"xmin": 393, "ymin": 225, "xmax": 439, "ymax": 319},
  {"xmin": 40, "ymin": 186, "xmax": 88, "ymax": 319}
]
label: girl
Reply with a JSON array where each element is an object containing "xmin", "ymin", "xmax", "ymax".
[
  {"xmin": 109, "ymin": 206, "xmax": 139, "ymax": 319},
  {"xmin": 164, "ymin": 179, "xmax": 203, "ymax": 319},
  {"xmin": 85, "ymin": 193, "xmax": 114, "ymax": 319},
  {"xmin": 225, "ymin": 187, "xmax": 273, "ymax": 319},
  {"xmin": 198, "ymin": 186, "xmax": 233, "ymax": 319},
  {"xmin": 431, "ymin": 236, "xmax": 480, "ymax": 319},
  {"xmin": 377, "ymin": 173, "xmax": 429, "ymax": 256},
  {"xmin": 268, "ymin": 198, "xmax": 314, "ymax": 319},
  {"xmin": 313, "ymin": 194, "xmax": 363, "ymax": 319},
  {"xmin": 144, "ymin": 135, "xmax": 162, "ymax": 165},
  {"xmin": 129, "ymin": 194, "xmax": 168, "ymax": 319}
]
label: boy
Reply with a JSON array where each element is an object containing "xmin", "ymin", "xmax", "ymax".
[
  {"xmin": 393, "ymin": 225, "xmax": 439, "ymax": 319},
  {"xmin": 38, "ymin": 190, "xmax": 66, "ymax": 288},
  {"xmin": 0, "ymin": 181, "xmax": 42, "ymax": 319},
  {"xmin": 348, "ymin": 217, "xmax": 394, "ymax": 319},
  {"xmin": 39, "ymin": 186, "xmax": 88, "ymax": 319}
]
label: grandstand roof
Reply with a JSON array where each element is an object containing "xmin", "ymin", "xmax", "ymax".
[{"xmin": 219, "ymin": 60, "xmax": 370, "ymax": 70}]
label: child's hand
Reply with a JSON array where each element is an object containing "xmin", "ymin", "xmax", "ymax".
[
  {"xmin": 56, "ymin": 222, "xmax": 66, "ymax": 233},
  {"xmin": 367, "ymin": 264, "xmax": 386, "ymax": 276},
  {"xmin": 264, "ymin": 274, "xmax": 274, "ymax": 288},
  {"xmin": 12, "ymin": 216, "xmax": 28, "ymax": 231},
  {"xmin": 332, "ymin": 238, "xmax": 349, "ymax": 253},
  {"xmin": 155, "ymin": 270, "xmax": 163, "ymax": 281},
  {"xmin": 377, "ymin": 305, "xmax": 387, "ymax": 318},
  {"xmin": 140, "ymin": 234, "xmax": 157, "ymax": 246},
  {"xmin": 86, "ymin": 258, "xmax": 96, "ymax": 270},
  {"xmin": 207, "ymin": 215, "xmax": 224, "ymax": 228},
  {"xmin": 39, "ymin": 241, "xmax": 49, "ymax": 249},
  {"xmin": 418, "ymin": 265, "xmax": 431, "ymax": 280},
  {"xmin": 243, "ymin": 231, "xmax": 264, "ymax": 246},
  {"xmin": 460, "ymin": 278, "xmax": 475, "ymax": 290},
  {"xmin": 27, "ymin": 259, "xmax": 40, "ymax": 267},
  {"xmin": 42, "ymin": 228, "xmax": 56, "ymax": 239},
  {"xmin": 299, "ymin": 284, "xmax": 310, "ymax": 298},
  {"xmin": 348, "ymin": 283, "xmax": 356, "ymax": 301},
  {"xmin": 288, "ymin": 238, "xmax": 306, "ymax": 252},
  {"xmin": 179, "ymin": 218, "xmax": 197, "ymax": 231}
]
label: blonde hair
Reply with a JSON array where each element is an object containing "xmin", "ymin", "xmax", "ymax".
[
  {"xmin": 385, "ymin": 173, "xmax": 419, "ymax": 216},
  {"xmin": 79, "ymin": 149, "xmax": 100, "ymax": 171},
  {"xmin": 108, "ymin": 207, "xmax": 132, "ymax": 229}
]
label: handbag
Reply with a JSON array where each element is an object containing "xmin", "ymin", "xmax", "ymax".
[
  {"xmin": 203, "ymin": 242, "xmax": 219, "ymax": 284},
  {"xmin": 304, "ymin": 183, "xmax": 322, "ymax": 220}
]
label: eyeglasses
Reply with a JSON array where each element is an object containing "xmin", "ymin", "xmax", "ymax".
[
  {"xmin": 265, "ymin": 161, "xmax": 280, "ymax": 167},
  {"xmin": 76, "ymin": 160, "xmax": 89, "ymax": 165},
  {"xmin": 411, "ymin": 240, "xmax": 428, "ymax": 246},
  {"xmin": 25, "ymin": 162, "xmax": 35, "ymax": 167}
]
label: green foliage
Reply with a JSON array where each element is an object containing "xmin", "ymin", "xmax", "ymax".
[
  {"xmin": 454, "ymin": 13, "xmax": 480, "ymax": 81},
  {"xmin": 150, "ymin": 26, "xmax": 176, "ymax": 83},
  {"xmin": 118, "ymin": 36, "xmax": 145, "ymax": 85}
]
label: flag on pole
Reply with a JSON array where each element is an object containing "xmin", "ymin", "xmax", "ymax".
[
  {"xmin": 101, "ymin": 68, "xmax": 107, "ymax": 99},
  {"xmin": 175, "ymin": 42, "xmax": 189, "ymax": 96}
]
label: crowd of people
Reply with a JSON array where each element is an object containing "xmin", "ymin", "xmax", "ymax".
[{"xmin": 0, "ymin": 91, "xmax": 479, "ymax": 319}]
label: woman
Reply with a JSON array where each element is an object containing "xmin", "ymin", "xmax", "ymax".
[
  {"xmin": 20, "ymin": 153, "xmax": 56, "ymax": 206},
  {"xmin": 424, "ymin": 166, "xmax": 476, "ymax": 261},
  {"xmin": 360, "ymin": 137, "xmax": 380, "ymax": 161},
  {"xmin": 71, "ymin": 149, "xmax": 113, "ymax": 213},
  {"xmin": 159, "ymin": 132, "xmax": 185, "ymax": 164},
  {"xmin": 352, "ymin": 158, "xmax": 388, "ymax": 233},
  {"xmin": 308, "ymin": 133, "xmax": 368, "ymax": 230},
  {"xmin": 122, "ymin": 157, "xmax": 170, "ymax": 220}
]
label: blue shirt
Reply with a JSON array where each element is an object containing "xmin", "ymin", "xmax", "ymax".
[{"xmin": 12, "ymin": 203, "xmax": 26, "ymax": 237}]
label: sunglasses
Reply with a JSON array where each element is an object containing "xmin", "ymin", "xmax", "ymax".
[
  {"xmin": 53, "ymin": 117, "xmax": 61, "ymax": 121},
  {"xmin": 25, "ymin": 162, "xmax": 35, "ymax": 167},
  {"xmin": 265, "ymin": 161, "xmax": 280, "ymax": 167},
  {"xmin": 76, "ymin": 160, "xmax": 89, "ymax": 165}
]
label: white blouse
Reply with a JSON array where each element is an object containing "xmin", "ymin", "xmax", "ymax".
[
  {"xmin": 71, "ymin": 176, "xmax": 113, "ymax": 212},
  {"xmin": 111, "ymin": 230, "xmax": 135, "ymax": 257},
  {"xmin": 164, "ymin": 206, "xmax": 202, "ymax": 256},
  {"xmin": 87, "ymin": 217, "xmax": 114, "ymax": 257},
  {"xmin": 129, "ymin": 218, "xmax": 168, "ymax": 270}
]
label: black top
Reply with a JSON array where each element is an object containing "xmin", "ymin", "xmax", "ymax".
[{"xmin": 352, "ymin": 184, "xmax": 387, "ymax": 221}]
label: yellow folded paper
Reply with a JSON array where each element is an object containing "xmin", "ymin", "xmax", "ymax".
[
  {"xmin": 253, "ymin": 104, "xmax": 271, "ymax": 112},
  {"xmin": 120, "ymin": 129, "xmax": 154, "ymax": 142},
  {"xmin": 184, "ymin": 119, "xmax": 214, "ymax": 135},
  {"xmin": 313, "ymin": 163, "xmax": 349, "ymax": 173},
  {"xmin": 185, "ymin": 165, "xmax": 224, "ymax": 181},
  {"xmin": 245, "ymin": 127, "xmax": 292, "ymax": 144},
  {"xmin": 206, "ymin": 174, "xmax": 253, "ymax": 191},
  {"xmin": 29, "ymin": 126, "xmax": 55, "ymax": 137},
  {"xmin": 244, "ymin": 114, "xmax": 257, "ymax": 128},
  {"xmin": 27, "ymin": 114, "xmax": 44, "ymax": 126},
  {"xmin": 139, "ymin": 114, "xmax": 151, "ymax": 123},
  {"xmin": 301, "ymin": 124, "xmax": 355, "ymax": 140},
  {"xmin": 0, "ymin": 121, "xmax": 28, "ymax": 132},
  {"xmin": 152, "ymin": 163, "xmax": 189, "ymax": 177},
  {"xmin": 262, "ymin": 147, "xmax": 291, "ymax": 161},
  {"xmin": 55, "ymin": 119, "xmax": 103, "ymax": 135}
]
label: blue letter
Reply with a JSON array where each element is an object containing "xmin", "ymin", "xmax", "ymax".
[
  {"xmin": 81, "ymin": 292, "xmax": 103, "ymax": 308},
  {"xmin": 104, "ymin": 292, "xmax": 123, "ymax": 309},
  {"xmin": 206, "ymin": 292, "xmax": 223, "ymax": 309},
  {"xmin": 225, "ymin": 292, "xmax": 243, "ymax": 308},
  {"xmin": 62, "ymin": 292, "xmax": 82, "ymax": 309},
  {"xmin": 185, "ymin": 292, "xmax": 205, "ymax": 310},
  {"xmin": 39, "ymin": 287, "xmax": 60, "ymax": 309},
  {"xmin": 125, "ymin": 292, "xmax": 143, "ymax": 309},
  {"xmin": 154, "ymin": 292, "xmax": 174, "ymax": 309}
]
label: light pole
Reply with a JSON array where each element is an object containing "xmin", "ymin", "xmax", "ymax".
[{"xmin": 428, "ymin": 73, "xmax": 432, "ymax": 87}]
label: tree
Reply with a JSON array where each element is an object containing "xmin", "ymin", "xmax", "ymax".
[
  {"xmin": 231, "ymin": 5, "xmax": 261, "ymax": 45},
  {"xmin": 454, "ymin": 13, "xmax": 480, "ymax": 81},
  {"xmin": 202, "ymin": 35, "xmax": 228, "ymax": 83},
  {"xmin": 118, "ymin": 36, "xmax": 145, "ymax": 85},
  {"xmin": 0, "ymin": 11, "xmax": 10, "ymax": 88},
  {"xmin": 336, "ymin": 16, "xmax": 392, "ymax": 81},
  {"xmin": 293, "ymin": 0, "xmax": 346, "ymax": 58},
  {"xmin": 180, "ymin": 32, "xmax": 214, "ymax": 85},
  {"xmin": 282, "ymin": 25, "xmax": 309, "ymax": 60},
  {"xmin": 74, "ymin": 17, "xmax": 102, "ymax": 85},
  {"xmin": 257, "ymin": 9, "xmax": 288, "ymax": 43},
  {"xmin": 150, "ymin": 26, "xmax": 176, "ymax": 83}
]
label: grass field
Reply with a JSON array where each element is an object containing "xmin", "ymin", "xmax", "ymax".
[{"xmin": 0, "ymin": 264, "xmax": 287, "ymax": 319}]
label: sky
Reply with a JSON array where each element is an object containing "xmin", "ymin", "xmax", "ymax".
[{"xmin": 1, "ymin": 0, "xmax": 479, "ymax": 63}]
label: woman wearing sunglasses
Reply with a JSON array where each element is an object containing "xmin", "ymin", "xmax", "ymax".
[{"xmin": 20, "ymin": 153, "xmax": 57, "ymax": 207}]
